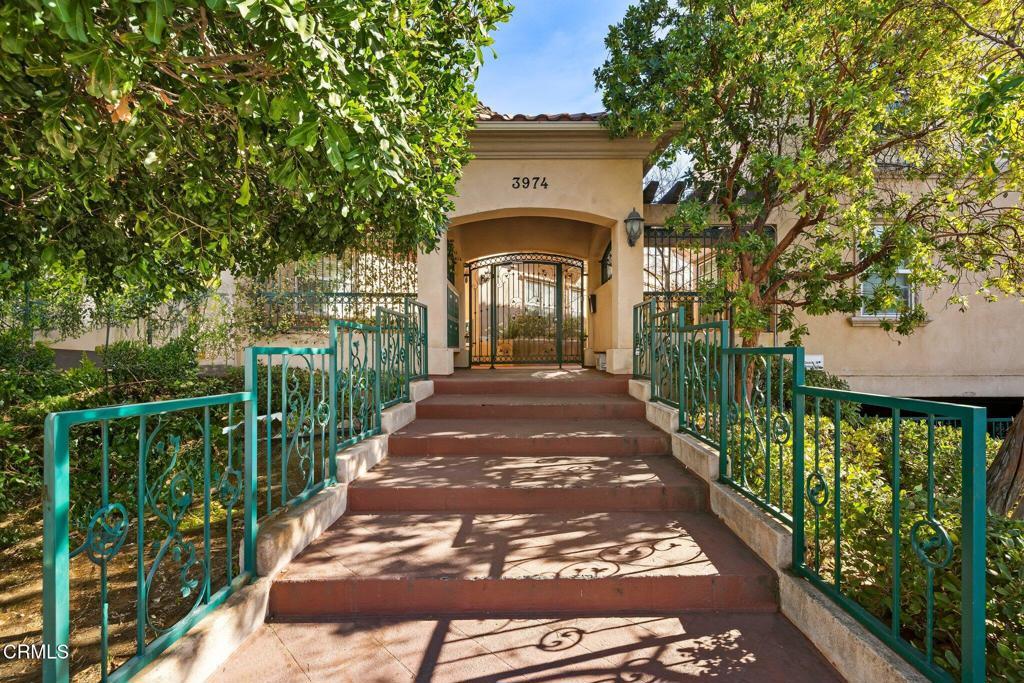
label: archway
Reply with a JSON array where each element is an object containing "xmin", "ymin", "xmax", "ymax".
[{"xmin": 465, "ymin": 252, "xmax": 585, "ymax": 367}]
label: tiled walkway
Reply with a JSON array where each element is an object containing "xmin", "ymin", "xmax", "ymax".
[{"xmin": 212, "ymin": 615, "xmax": 839, "ymax": 682}]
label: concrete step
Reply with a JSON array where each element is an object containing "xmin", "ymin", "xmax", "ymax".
[
  {"xmin": 432, "ymin": 373, "xmax": 629, "ymax": 396},
  {"xmin": 211, "ymin": 615, "xmax": 843, "ymax": 682},
  {"xmin": 388, "ymin": 419, "xmax": 671, "ymax": 457},
  {"xmin": 415, "ymin": 393, "xmax": 646, "ymax": 420},
  {"xmin": 347, "ymin": 455, "xmax": 707, "ymax": 513},
  {"xmin": 269, "ymin": 512, "xmax": 778, "ymax": 618}
]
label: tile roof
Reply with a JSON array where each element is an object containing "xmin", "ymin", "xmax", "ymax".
[{"xmin": 474, "ymin": 103, "xmax": 605, "ymax": 122}]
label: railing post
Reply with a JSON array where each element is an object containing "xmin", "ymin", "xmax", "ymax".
[
  {"xmin": 243, "ymin": 347, "xmax": 258, "ymax": 576},
  {"xmin": 791, "ymin": 347, "xmax": 805, "ymax": 570},
  {"xmin": 402, "ymin": 300, "xmax": 411, "ymax": 402},
  {"xmin": 961, "ymin": 407, "xmax": 987, "ymax": 682},
  {"xmin": 374, "ymin": 317, "xmax": 384, "ymax": 429},
  {"xmin": 647, "ymin": 299, "xmax": 656, "ymax": 380},
  {"xmin": 422, "ymin": 303, "xmax": 429, "ymax": 378},
  {"xmin": 327, "ymin": 323, "xmax": 338, "ymax": 482},
  {"xmin": 676, "ymin": 313, "xmax": 685, "ymax": 429},
  {"xmin": 42, "ymin": 414, "xmax": 69, "ymax": 683},
  {"xmin": 718, "ymin": 320, "xmax": 730, "ymax": 481}
]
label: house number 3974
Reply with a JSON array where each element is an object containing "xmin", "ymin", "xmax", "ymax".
[{"xmin": 512, "ymin": 176, "xmax": 549, "ymax": 189}]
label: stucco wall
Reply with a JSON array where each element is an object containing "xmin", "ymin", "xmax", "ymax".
[
  {"xmin": 790, "ymin": 293, "xmax": 1024, "ymax": 397},
  {"xmin": 760, "ymin": 198, "xmax": 1024, "ymax": 397},
  {"xmin": 447, "ymin": 155, "xmax": 646, "ymax": 371}
]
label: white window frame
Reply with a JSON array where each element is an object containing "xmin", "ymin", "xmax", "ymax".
[{"xmin": 858, "ymin": 226, "xmax": 915, "ymax": 318}]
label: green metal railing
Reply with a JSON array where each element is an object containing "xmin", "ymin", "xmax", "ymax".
[
  {"xmin": 793, "ymin": 388, "xmax": 986, "ymax": 682},
  {"xmin": 632, "ymin": 299, "xmax": 655, "ymax": 378},
  {"xmin": 650, "ymin": 308, "xmax": 681, "ymax": 407},
  {"xmin": 676, "ymin": 320, "xmax": 729, "ymax": 454},
  {"xmin": 246, "ymin": 346, "xmax": 336, "ymax": 519},
  {"xmin": 643, "ymin": 299, "xmax": 988, "ymax": 682},
  {"xmin": 722, "ymin": 345, "xmax": 804, "ymax": 525},
  {"xmin": 377, "ymin": 306, "xmax": 411, "ymax": 408},
  {"xmin": 907, "ymin": 415, "xmax": 1013, "ymax": 440},
  {"xmin": 43, "ymin": 393, "xmax": 255, "ymax": 683},
  {"xmin": 407, "ymin": 300, "xmax": 428, "ymax": 381},
  {"xmin": 43, "ymin": 307, "xmax": 428, "ymax": 682},
  {"xmin": 330, "ymin": 320, "xmax": 382, "ymax": 449}
]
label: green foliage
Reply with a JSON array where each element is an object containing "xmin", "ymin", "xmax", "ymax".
[
  {"xmin": 0, "ymin": 331, "xmax": 240, "ymax": 523},
  {"xmin": 597, "ymin": 0, "xmax": 1024, "ymax": 344},
  {"xmin": 99, "ymin": 334, "xmax": 199, "ymax": 385},
  {"xmin": 0, "ymin": 0, "xmax": 511, "ymax": 303},
  {"xmin": 505, "ymin": 311, "xmax": 551, "ymax": 339},
  {"xmin": 799, "ymin": 416, "xmax": 1019, "ymax": 679}
]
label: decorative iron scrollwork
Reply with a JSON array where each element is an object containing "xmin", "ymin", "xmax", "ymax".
[{"xmin": 910, "ymin": 518, "xmax": 954, "ymax": 570}]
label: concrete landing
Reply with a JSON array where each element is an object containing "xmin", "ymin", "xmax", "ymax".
[{"xmin": 209, "ymin": 614, "xmax": 842, "ymax": 682}]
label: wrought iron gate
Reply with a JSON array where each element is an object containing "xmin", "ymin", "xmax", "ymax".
[{"xmin": 466, "ymin": 253, "xmax": 584, "ymax": 366}]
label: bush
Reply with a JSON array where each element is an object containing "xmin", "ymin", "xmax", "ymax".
[
  {"xmin": 0, "ymin": 330, "xmax": 69, "ymax": 407},
  {"xmin": 815, "ymin": 417, "xmax": 1019, "ymax": 679},
  {"xmin": 99, "ymin": 334, "xmax": 199, "ymax": 385},
  {"xmin": 0, "ymin": 332, "xmax": 236, "ymax": 523}
]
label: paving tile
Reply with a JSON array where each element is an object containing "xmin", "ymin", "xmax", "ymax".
[
  {"xmin": 213, "ymin": 615, "xmax": 841, "ymax": 682},
  {"xmin": 207, "ymin": 625, "xmax": 308, "ymax": 683}
]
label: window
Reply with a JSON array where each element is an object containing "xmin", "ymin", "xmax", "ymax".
[
  {"xmin": 600, "ymin": 242, "xmax": 612, "ymax": 284},
  {"xmin": 859, "ymin": 227, "xmax": 914, "ymax": 317}
]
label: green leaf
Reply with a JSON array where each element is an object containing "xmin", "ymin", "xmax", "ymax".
[
  {"xmin": 236, "ymin": 176, "xmax": 251, "ymax": 206},
  {"xmin": 85, "ymin": 54, "xmax": 115, "ymax": 100},
  {"xmin": 144, "ymin": 0, "xmax": 172, "ymax": 44},
  {"xmin": 285, "ymin": 119, "xmax": 318, "ymax": 150}
]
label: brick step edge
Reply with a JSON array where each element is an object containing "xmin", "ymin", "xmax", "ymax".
[
  {"xmin": 415, "ymin": 404, "xmax": 646, "ymax": 419},
  {"xmin": 346, "ymin": 486, "xmax": 708, "ymax": 513},
  {"xmin": 432, "ymin": 380, "xmax": 630, "ymax": 396},
  {"xmin": 388, "ymin": 436, "xmax": 671, "ymax": 457},
  {"xmin": 269, "ymin": 575, "xmax": 779, "ymax": 618}
]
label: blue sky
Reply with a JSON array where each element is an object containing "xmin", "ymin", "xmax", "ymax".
[{"xmin": 475, "ymin": 0, "xmax": 634, "ymax": 115}]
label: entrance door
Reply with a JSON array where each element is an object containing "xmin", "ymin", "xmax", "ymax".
[{"xmin": 467, "ymin": 253, "xmax": 584, "ymax": 366}]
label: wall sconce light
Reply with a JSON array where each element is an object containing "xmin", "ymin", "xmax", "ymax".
[{"xmin": 625, "ymin": 208, "xmax": 644, "ymax": 247}]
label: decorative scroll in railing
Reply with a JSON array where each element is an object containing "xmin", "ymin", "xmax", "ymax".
[
  {"xmin": 446, "ymin": 283, "xmax": 461, "ymax": 349},
  {"xmin": 648, "ymin": 301, "xmax": 987, "ymax": 682},
  {"xmin": 245, "ymin": 347, "xmax": 336, "ymax": 519},
  {"xmin": 377, "ymin": 306, "xmax": 411, "ymax": 408},
  {"xmin": 650, "ymin": 308, "xmax": 681, "ymax": 407},
  {"xmin": 676, "ymin": 321, "xmax": 728, "ymax": 455},
  {"xmin": 793, "ymin": 389, "xmax": 986, "ymax": 682},
  {"xmin": 631, "ymin": 299, "xmax": 655, "ymax": 379},
  {"xmin": 406, "ymin": 300, "xmax": 428, "ymax": 381},
  {"xmin": 43, "ymin": 393, "xmax": 254, "ymax": 683},
  {"xmin": 721, "ymin": 345, "xmax": 804, "ymax": 525},
  {"xmin": 43, "ymin": 307, "xmax": 427, "ymax": 683},
  {"xmin": 330, "ymin": 320, "xmax": 381, "ymax": 449}
]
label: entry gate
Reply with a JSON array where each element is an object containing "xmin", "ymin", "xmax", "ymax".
[{"xmin": 466, "ymin": 253, "xmax": 584, "ymax": 366}]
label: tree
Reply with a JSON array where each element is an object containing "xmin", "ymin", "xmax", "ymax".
[
  {"xmin": 0, "ymin": 0, "xmax": 511, "ymax": 306},
  {"xmin": 595, "ymin": 0, "xmax": 1024, "ymax": 346}
]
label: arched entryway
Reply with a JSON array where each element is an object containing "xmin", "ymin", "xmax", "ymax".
[{"xmin": 465, "ymin": 252, "xmax": 584, "ymax": 367}]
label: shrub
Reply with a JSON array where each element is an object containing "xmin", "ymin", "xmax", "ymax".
[
  {"xmin": 99, "ymin": 334, "xmax": 199, "ymax": 385},
  {"xmin": 0, "ymin": 330, "xmax": 69, "ymax": 407}
]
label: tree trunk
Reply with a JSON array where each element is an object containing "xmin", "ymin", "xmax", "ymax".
[{"xmin": 985, "ymin": 405, "xmax": 1024, "ymax": 518}]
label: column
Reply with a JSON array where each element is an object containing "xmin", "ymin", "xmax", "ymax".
[
  {"xmin": 606, "ymin": 217, "xmax": 644, "ymax": 374},
  {"xmin": 417, "ymin": 237, "xmax": 455, "ymax": 375}
]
